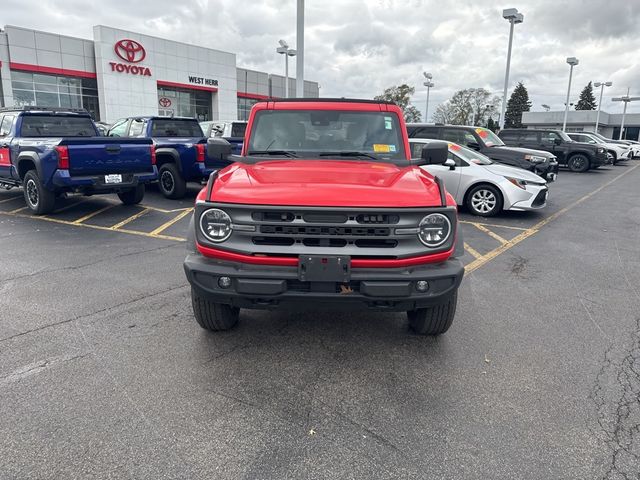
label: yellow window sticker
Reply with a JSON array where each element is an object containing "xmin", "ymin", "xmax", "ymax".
[{"xmin": 373, "ymin": 144, "xmax": 391, "ymax": 153}]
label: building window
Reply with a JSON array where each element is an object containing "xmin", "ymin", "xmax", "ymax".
[
  {"xmin": 10, "ymin": 71, "xmax": 100, "ymax": 120},
  {"xmin": 237, "ymin": 97, "xmax": 259, "ymax": 121},
  {"xmin": 157, "ymin": 87, "xmax": 211, "ymax": 121}
]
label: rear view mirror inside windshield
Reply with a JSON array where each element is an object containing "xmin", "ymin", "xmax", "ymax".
[{"xmin": 310, "ymin": 111, "xmax": 340, "ymax": 126}]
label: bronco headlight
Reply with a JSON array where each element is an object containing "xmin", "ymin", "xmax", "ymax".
[
  {"xmin": 200, "ymin": 208, "xmax": 232, "ymax": 242},
  {"xmin": 524, "ymin": 154, "xmax": 546, "ymax": 163},
  {"xmin": 418, "ymin": 213, "xmax": 451, "ymax": 248}
]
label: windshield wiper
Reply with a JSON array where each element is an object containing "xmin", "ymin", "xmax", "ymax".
[
  {"xmin": 247, "ymin": 150, "xmax": 298, "ymax": 158},
  {"xmin": 318, "ymin": 151, "xmax": 379, "ymax": 160}
]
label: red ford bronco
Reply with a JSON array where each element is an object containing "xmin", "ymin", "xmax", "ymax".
[{"xmin": 183, "ymin": 99, "xmax": 464, "ymax": 335}]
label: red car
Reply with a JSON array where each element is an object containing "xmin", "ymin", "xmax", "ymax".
[{"xmin": 183, "ymin": 99, "xmax": 464, "ymax": 335}]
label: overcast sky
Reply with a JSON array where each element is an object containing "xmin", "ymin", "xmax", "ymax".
[{"xmin": 3, "ymin": 0, "xmax": 640, "ymax": 117}]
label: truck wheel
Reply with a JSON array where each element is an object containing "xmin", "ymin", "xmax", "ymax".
[
  {"xmin": 23, "ymin": 170, "xmax": 56, "ymax": 215},
  {"xmin": 117, "ymin": 185, "xmax": 145, "ymax": 205},
  {"xmin": 567, "ymin": 154, "xmax": 590, "ymax": 172},
  {"xmin": 466, "ymin": 184, "xmax": 502, "ymax": 217},
  {"xmin": 159, "ymin": 163, "xmax": 187, "ymax": 199},
  {"xmin": 407, "ymin": 292, "xmax": 457, "ymax": 336},
  {"xmin": 191, "ymin": 288, "xmax": 239, "ymax": 331},
  {"xmin": 608, "ymin": 151, "xmax": 618, "ymax": 165}
]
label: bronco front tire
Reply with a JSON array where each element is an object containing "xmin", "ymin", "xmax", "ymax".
[
  {"xmin": 191, "ymin": 289, "xmax": 239, "ymax": 331},
  {"xmin": 407, "ymin": 291, "xmax": 458, "ymax": 336}
]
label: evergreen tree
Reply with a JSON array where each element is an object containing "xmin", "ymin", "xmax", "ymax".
[
  {"xmin": 486, "ymin": 117, "xmax": 497, "ymax": 132},
  {"xmin": 575, "ymin": 82, "xmax": 597, "ymax": 110},
  {"xmin": 504, "ymin": 82, "xmax": 532, "ymax": 128}
]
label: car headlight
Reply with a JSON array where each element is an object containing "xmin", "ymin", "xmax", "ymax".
[
  {"xmin": 597, "ymin": 147, "xmax": 604, "ymax": 153},
  {"xmin": 505, "ymin": 176, "xmax": 527, "ymax": 189},
  {"xmin": 524, "ymin": 154, "xmax": 546, "ymax": 163},
  {"xmin": 199, "ymin": 208, "xmax": 232, "ymax": 242},
  {"xmin": 418, "ymin": 213, "xmax": 451, "ymax": 248}
]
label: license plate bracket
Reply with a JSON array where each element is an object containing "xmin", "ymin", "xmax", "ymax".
[
  {"xmin": 298, "ymin": 255, "xmax": 351, "ymax": 282},
  {"xmin": 104, "ymin": 174, "xmax": 122, "ymax": 184}
]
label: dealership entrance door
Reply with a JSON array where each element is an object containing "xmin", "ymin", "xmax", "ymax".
[{"xmin": 157, "ymin": 86, "xmax": 212, "ymax": 121}]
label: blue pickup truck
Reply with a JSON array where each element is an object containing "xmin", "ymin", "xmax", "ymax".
[
  {"xmin": 0, "ymin": 107, "xmax": 157, "ymax": 215},
  {"xmin": 108, "ymin": 116, "xmax": 213, "ymax": 199}
]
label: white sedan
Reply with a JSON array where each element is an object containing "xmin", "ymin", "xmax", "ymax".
[{"xmin": 410, "ymin": 139, "xmax": 549, "ymax": 217}]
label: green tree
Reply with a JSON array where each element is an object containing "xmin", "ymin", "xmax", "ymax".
[
  {"xmin": 575, "ymin": 82, "xmax": 597, "ymax": 110},
  {"xmin": 374, "ymin": 84, "xmax": 422, "ymax": 122},
  {"xmin": 486, "ymin": 117, "xmax": 497, "ymax": 132},
  {"xmin": 504, "ymin": 82, "xmax": 532, "ymax": 128}
]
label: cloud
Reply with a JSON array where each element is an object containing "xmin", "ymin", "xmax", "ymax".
[{"xmin": 2, "ymin": 0, "xmax": 640, "ymax": 113}]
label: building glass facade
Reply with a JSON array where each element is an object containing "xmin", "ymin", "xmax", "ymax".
[
  {"xmin": 237, "ymin": 97, "xmax": 259, "ymax": 121},
  {"xmin": 10, "ymin": 71, "xmax": 100, "ymax": 119},
  {"xmin": 157, "ymin": 87, "xmax": 211, "ymax": 121}
]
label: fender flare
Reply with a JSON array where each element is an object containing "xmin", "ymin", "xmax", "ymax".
[
  {"xmin": 154, "ymin": 147, "xmax": 182, "ymax": 173},
  {"xmin": 16, "ymin": 151, "xmax": 43, "ymax": 180}
]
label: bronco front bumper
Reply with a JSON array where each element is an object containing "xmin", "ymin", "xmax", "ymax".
[{"xmin": 184, "ymin": 253, "xmax": 464, "ymax": 312}]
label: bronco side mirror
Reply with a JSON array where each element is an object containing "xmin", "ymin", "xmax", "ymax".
[
  {"xmin": 416, "ymin": 142, "xmax": 449, "ymax": 166},
  {"xmin": 207, "ymin": 137, "xmax": 233, "ymax": 162}
]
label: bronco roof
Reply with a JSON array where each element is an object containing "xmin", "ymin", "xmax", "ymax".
[{"xmin": 267, "ymin": 98, "xmax": 396, "ymax": 105}]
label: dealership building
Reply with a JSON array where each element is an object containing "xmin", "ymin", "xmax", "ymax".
[
  {"xmin": 0, "ymin": 25, "xmax": 319, "ymax": 124},
  {"xmin": 522, "ymin": 110, "xmax": 640, "ymax": 141}
]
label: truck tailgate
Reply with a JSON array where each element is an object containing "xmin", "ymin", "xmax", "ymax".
[{"xmin": 61, "ymin": 138, "xmax": 153, "ymax": 176}]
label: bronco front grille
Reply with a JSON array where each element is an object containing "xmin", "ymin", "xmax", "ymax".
[{"xmin": 195, "ymin": 204, "xmax": 457, "ymax": 259}]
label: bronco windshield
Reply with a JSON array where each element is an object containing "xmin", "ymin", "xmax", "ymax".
[{"xmin": 247, "ymin": 110, "xmax": 406, "ymax": 161}]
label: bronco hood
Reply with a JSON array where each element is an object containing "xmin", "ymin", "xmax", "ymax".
[{"xmin": 208, "ymin": 160, "xmax": 451, "ymax": 207}]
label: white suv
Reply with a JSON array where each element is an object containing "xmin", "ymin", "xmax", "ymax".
[{"xmin": 567, "ymin": 132, "xmax": 631, "ymax": 165}]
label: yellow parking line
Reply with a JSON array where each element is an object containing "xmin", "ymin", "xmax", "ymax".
[
  {"xmin": 149, "ymin": 208, "xmax": 193, "ymax": 236},
  {"xmin": 8, "ymin": 206, "xmax": 28, "ymax": 214},
  {"xmin": 471, "ymin": 223, "xmax": 509, "ymax": 244},
  {"xmin": 463, "ymin": 242, "xmax": 483, "ymax": 260},
  {"xmin": 72, "ymin": 204, "xmax": 116, "ymax": 224},
  {"xmin": 0, "ymin": 195, "xmax": 23, "ymax": 204},
  {"xmin": 0, "ymin": 210, "xmax": 186, "ymax": 242},
  {"xmin": 465, "ymin": 163, "xmax": 640, "ymax": 274},
  {"xmin": 459, "ymin": 220, "xmax": 528, "ymax": 231},
  {"xmin": 109, "ymin": 208, "xmax": 150, "ymax": 230}
]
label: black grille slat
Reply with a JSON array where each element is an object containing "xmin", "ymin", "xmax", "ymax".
[
  {"xmin": 252, "ymin": 237, "xmax": 295, "ymax": 246},
  {"xmin": 259, "ymin": 225, "xmax": 390, "ymax": 237}
]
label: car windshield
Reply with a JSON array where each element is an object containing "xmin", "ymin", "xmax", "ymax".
[
  {"xmin": 247, "ymin": 109, "xmax": 406, "ymax": 161},
  {"xmin": 151, "ymin": 119, "xmax": 203, "ymax": 137},
  {"xmin": 20, "ymin": 115, "xmax": 97, "ymax": 137},
  {"xmin": 231, "ymin": 122, "xmax": 247, "ymax": 137},
  {"xmin": 475, "ymin": 127, "xmax": 504, "ymax": 147},
  {"xmin": 451, "ymin": 143, "xmax": 493, "ymax": 165}
]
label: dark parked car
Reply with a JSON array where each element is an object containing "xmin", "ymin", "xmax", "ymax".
[
  {"xmin": 498, "ymin": 129, "xmax": 608, "ymax": 172},
  {"xmin": 407, "ymin": 124, "xmax": 558, "ymax": 181}
]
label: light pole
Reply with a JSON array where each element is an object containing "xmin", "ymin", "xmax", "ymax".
[
  {"xmin": 612, "ymin": 88, "xmax": 640, "ymax": 140},
  {"xmin": 499, "ymin": 8, "xmax": 524, "ymax": 130},
  {"xmin": 593, "ymin": 81, "xmax": 612, "ymax": 133},
  {"xmin": 562, "ymin": 57, "xmax": 579, "ymax": 132},
  {"xmin": 423, "ymin": 72, "xmax": 434, "ymax": 122},
  {"xmin": 295, "ymin": 0, "xmax": 304, "ymax": 97},
  {"xmin": 276, "ymin": 40, "xmax": 297, "ymax": 98}
]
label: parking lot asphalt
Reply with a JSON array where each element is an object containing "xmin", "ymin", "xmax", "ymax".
[{"xmin": 1, "ymin": 162, "xmax": 639, "ymax": 479}]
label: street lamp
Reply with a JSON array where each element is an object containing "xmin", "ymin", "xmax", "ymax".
[
  {"xmin": 562, "ymin": 57, "xmax": 579, "ymax": 132},
  {"xmin": 276, "ymin": 39, "xmax": 297, "ymax": 98},
  {"xmin": 423, "ymin": 72, "xmax": 434, "ymax": 122},
  {"xmin": 593, "ymin": 81, "xmax": 612, "ymax": 133},
  {"xmin": 612, "ymin": 88, "xmax": 640, "ymax": 140},
  {"xmin": 499, "ymin": 8, "xmax": 524, "ymax": 130}
]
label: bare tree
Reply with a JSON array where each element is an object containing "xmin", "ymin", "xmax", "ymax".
[
  {"xmin": 374, "ymin": 84, "xmax": 422, "ymax": 123},
  {"xmin": 432, "ymin": 88, "xmax": 500, "ymax": 126}
]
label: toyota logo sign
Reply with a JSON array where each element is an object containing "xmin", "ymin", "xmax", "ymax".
[
  {"xmin": 158, "ymin": 97, "xmax": 172, "ymax": 108},
  {"xmin": 114, "ymin": 39, "xmax": 146, "ymax": 63}
]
